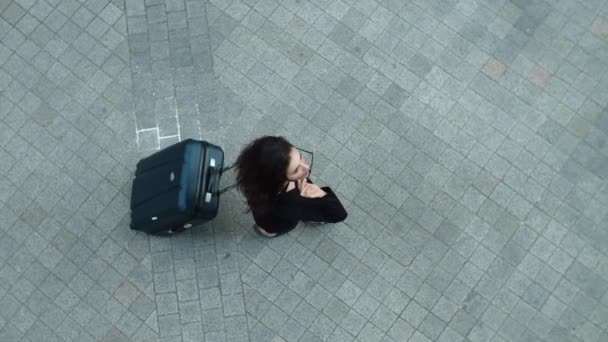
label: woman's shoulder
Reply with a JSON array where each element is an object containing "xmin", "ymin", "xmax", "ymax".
[{"xmin": 277, "ymin": 182, "xmax": 299, "ymax": 203}]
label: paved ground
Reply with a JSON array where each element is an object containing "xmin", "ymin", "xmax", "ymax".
[{"xmin": 1, "ymin": 0, "xmax": 608, "ymax": 341}]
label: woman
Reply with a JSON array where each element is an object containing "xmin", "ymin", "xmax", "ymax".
[{"xmin": 235, "ymin": 136, "xmax": 348, "ymax": 237}]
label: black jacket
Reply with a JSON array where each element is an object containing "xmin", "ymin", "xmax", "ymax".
[{"xmin": 252, "ymin": 180, "xmax": 348, "ymax": 235}]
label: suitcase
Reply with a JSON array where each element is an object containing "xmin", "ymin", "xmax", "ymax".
[{"xmin": 129, "ymin": 139, "xmax": 234, "ymax": 235}]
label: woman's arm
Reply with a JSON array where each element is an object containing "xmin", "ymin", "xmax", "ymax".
[
  {"xmin": 298, "ymin": 187, "xmax": 348, "ymax": 223},
  {"xmin": 299, "ymin": 180, "xmax": 327, "ymax": 198}
]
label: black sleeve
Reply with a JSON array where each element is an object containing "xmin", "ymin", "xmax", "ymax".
[{"xmin": 299, "ymin": 187, "xmax": 348, "ymax": 223}]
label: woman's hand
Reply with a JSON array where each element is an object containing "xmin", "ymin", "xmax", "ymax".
[
  {"xmin": 297, "ymin": 179, "xmax": 326, "ymax": 198},
  {"xmin": 304, "ymin": 184, "xmax": 327, "ymax": 198},
  {"xmin": 296, "ymin": 178, "xmax": 308, "ymax": 194}
]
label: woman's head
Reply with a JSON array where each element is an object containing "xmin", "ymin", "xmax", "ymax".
[
  {"xmin": 235, "ymin": 136, "xmax": 310, "ymax": 212},
  {"xmin": 286, "ymin": 146, "xmax": 311, "ymax": 181}
]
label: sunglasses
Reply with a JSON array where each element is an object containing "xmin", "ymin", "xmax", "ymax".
[{"xmin": 295, "ymin": 146, "xmax": 314, "ymax": 175}]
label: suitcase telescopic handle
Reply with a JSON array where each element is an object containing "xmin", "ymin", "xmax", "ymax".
[
  {"xmin": 203, "ymin": 158, "xmax": 229, "ymax": 202},
  {"xmin": 221, "ymin": 163, "xmax": 235, "ymax": 173},
  {"xmin": 204, "ymin": 160, "xmax": 219, "ymax": 203},
  {"xmin": 217, "ymin": 163, "xmax": 237, "ymax": 195}
]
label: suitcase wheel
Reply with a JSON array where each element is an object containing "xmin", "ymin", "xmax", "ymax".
[
  {"xmin": 152, "ymin": 223, "xmax": 192, "ymax": 236},
  {"xmin": 168, "ymin": 222, "xmax": 193, "ymax": 234}
]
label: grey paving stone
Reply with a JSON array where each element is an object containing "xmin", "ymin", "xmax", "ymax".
[
  {"xmin": 351, "ymin": 291, "xmax": 379, "ymax": 320},
  {"xmin": 320, "ymin": 294, "xmax": 348, "ymax": 322},
  {"xmin": 259, "ymin": 304, "xmax": 287, "ymax": 333},
  {"xmin": 175, "ymin": 278, "xmax": 198, "ymax": 302},
  {"xmin": 339, "ymin": 308, "xmax": 365, "ymax": 336},
  {"xmin": 402, "ymin": 299, "xmax": 428, "ymax": 329},
  {"xmin": 178, "ymin": 300, "xmax": 201, "ymax": 324},
  {"xmin": 2, "ymin": 2, "xmax": 26, "ymax": 25},
  {"xmin": 565, "ymin": 261, "xmax": 608, "ymax": 301},
  {"xmin": 276, "ymin": 317, "xmax": 305, "ymax": 341}
]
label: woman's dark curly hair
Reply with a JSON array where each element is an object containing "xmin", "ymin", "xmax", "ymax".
[{"xmin": 235, "ymin": 136, "xmax": 293, "ymax": 214}]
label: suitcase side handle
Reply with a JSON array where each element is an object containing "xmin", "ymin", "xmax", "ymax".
[{"xmin": 204, "ymin": 159, "xmax": 221, "ymax": 203}]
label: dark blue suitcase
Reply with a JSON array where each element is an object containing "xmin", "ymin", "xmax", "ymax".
[{"xmin": 129, "ymin": 139, "xmax": 233, "ymax": 235}]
